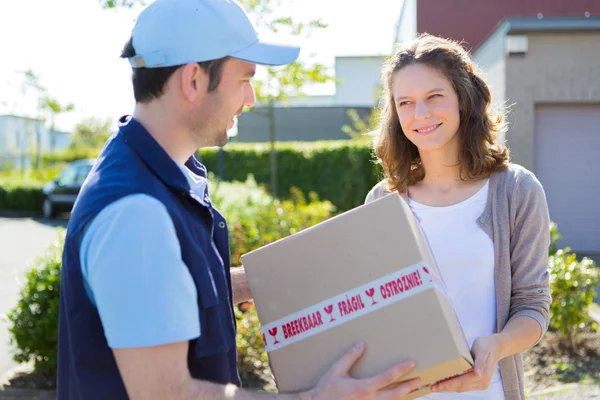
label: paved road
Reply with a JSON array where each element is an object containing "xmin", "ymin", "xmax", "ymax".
[{"xmin": 0, "ymin": 212, "xmax": 66, "ymax": 380}]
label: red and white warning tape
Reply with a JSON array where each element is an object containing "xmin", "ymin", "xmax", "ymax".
[{"xmin": 260, "ymin": 261, "xmax": 446, "ymax": 352}]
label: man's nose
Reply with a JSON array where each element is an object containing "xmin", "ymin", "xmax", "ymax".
[{"xmin": 244, "ymin": 82, "xmax": 256, "ymax": 108}]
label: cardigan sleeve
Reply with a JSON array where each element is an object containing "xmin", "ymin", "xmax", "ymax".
[{"xmin": 508, "ymin": 171, "xmax": 552, "ymax": 341}]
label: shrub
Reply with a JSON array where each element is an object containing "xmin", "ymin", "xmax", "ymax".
[
  {"xmin": 549, "ymin": 221, "xmax": 561, "ymax": 256},
  {"xmin": 548, "ymin": 224, "xmax": 600, "ymax": 351},
  {"xmin": 0, "ymin": 166, "xmax": 64, "ymax": 182},
  {"xmin": 41, "ymin": 148, "xmax": 100, "ymax": 168},
  {"xmin": 0, "ymin": 178, "xmax": 45, "ymax": 212},
  {"xmin": 209, "ymin": 174, "xmax": 336, "ymax": 267},
  {"xmin": 235, "ymin": 303, "xmax": 276, "ymax": 392},
  {"xmin": 200, "ymin": 140, "xmax": 382, "ymax": 212},
  {"xmin": 6, "ymin": 229, "xmax": 65, "ymax": 379}
]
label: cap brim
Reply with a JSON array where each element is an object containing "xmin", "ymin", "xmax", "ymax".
[{"xmin": 230, "ymin": 40, "xmax": 300, "ymax": 66}]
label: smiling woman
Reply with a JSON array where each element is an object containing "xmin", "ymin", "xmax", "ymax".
[
  {"xmin": 365, "ymin": 34, "xmax": 552, "ymax": 400},
  {"xmin": 373, "ymin": 34, "xmax": 508, "ymax": 194}
]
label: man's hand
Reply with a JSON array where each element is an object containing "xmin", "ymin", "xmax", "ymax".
[
  {"xmin": 114, "ymin": 340, "xmax": 421, "ymax": 400},
  {"xmin": 309, "ymin": 341, "xmax": 422, "ymax": 400},
  {"xmin": 431, "ymin": 334, "xmax": 502, "ymax": 393},
  {"xmin": 232, "ymin": 266, "xmax": 252, "ymax": 304}
]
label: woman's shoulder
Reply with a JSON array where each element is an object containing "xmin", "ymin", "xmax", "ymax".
[
  {"xmin": 492, "ymin": 163, "xmax": 546, "ymax": 199},
  {"xmin": 365, "ymin": 179, "xmax": 394, "ymax": 204}
]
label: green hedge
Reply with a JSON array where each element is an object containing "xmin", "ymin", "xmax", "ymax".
[
  {"xmin": 41, "ymin": 148, "xmax": 100, "ymax": 168},
  {"xmin": 199, "ymin": 140, "xmax": 381, "ymax": 212},
  {"xmin": 0, "ymin": 179, "xmax": 45, "ymax": 212},
  {"xmin": 8, "ymin": 140, "xmax": 381, "ymax": 214}
]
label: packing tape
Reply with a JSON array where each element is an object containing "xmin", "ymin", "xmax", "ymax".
[{"xmin": 260, "ymin": 261, "xmax": 446, "ymax": 352}]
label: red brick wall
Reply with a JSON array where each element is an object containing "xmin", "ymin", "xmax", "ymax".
[{"xmin": 417, "ymin": 0, "xmax": 600, "ymax": 51}]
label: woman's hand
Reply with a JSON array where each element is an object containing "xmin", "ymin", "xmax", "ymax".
[{"xmin": 431, "ymin": 334, "xmax": 503, "ymax": 393}]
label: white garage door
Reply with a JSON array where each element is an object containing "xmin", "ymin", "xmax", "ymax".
[{"xmin": 534, "ymin": 104, "xmax": 600, "ymax": 255}]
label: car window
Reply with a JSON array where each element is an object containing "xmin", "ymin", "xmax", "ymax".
[
  {"xmin": 75, "ymin": 165, "xmax": 92, "ymax": 185},
  {"xmin": 57, "ymin": 166, "xmax": 78, "ymax": 186}
]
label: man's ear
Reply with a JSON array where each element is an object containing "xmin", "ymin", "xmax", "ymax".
[{"xmin": 179, "ymin": 63, "xmax": 209, "ymax": 102}]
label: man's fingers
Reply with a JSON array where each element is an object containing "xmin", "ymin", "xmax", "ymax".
[
  {"xmin": 375, "ymin": 378, "xmax": 422, "ymax": 400},
  {"xmin": 363, "ymin": 360, "xmax": 417, "ymax": 389},
  {"xmin": 330, "ymin": 341, "xmax": 366, "ymax": 377}
]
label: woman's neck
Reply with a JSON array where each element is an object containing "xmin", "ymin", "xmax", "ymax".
[
  {"xmin": 408, "ymin": 146, "xmax": 489, "ymax": 207},
  {"xmin": 418, "ymin": 148, "xmax": 462, "ymax": 189}
]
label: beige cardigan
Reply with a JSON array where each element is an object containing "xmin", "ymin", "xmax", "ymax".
[{"xmin": 365, "ymin": 163, "xmax": 552, "ymax": 400}]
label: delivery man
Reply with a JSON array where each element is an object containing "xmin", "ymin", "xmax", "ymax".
[{"xmin": 56, "ymin": 0, "xmax": 422, "ymax": 399}]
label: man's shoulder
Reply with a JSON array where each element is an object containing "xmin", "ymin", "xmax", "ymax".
[
  {"xmin": 94, "ymin": 194, "xmax": 168, "ymax": 222},
  {"xmin": 75, "ymin": 194, "xmax": 170, "ymax": 248},
  {"xmin": 73, "ymin": 140, "xmax": 166, "ymax": 222},
  {"xmin": 79, "ymin": 194, "xmax": 178, "ymax": 271}
]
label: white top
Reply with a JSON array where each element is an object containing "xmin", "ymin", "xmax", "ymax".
[{"xmin": 408, "ymin": 180, "xmax": 505, "ymax": 400}]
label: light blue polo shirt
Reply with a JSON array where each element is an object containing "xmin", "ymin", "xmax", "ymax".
[{"xmin": 79, "ymin": 165, "xmax": 208, "ymax": 349}]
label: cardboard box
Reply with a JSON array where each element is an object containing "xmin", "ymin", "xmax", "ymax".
[{"xmin": 241, "ymin": 193, "xmax": 473, "ymax": 398}]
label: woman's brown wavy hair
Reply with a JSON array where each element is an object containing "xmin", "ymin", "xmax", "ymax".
[{"xmin": 372, "ymin": 33, "xmax": 509, "ymax": 194}]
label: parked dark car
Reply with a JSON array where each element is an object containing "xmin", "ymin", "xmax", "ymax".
[{"xmin": 42, "ymin": 159, "xmax": 95, "ymax": 219}]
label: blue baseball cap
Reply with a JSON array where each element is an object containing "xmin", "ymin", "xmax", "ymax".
[{"xmin": 127, "ymin": 0, "xmax": 301, "ymax": 68}]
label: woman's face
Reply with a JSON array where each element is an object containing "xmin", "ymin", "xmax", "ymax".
[{"xmin": 391, "ymin": 63, "xmax": 461, "ymax": 155}]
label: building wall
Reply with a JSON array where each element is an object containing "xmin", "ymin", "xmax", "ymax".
[
  {"xmin": 472, "ymin": 24, "xmax": 509, "ymax": 144},
  {"xmin": 273, "ymin": 95, "xmax": 336, "ymax": 108},
  {"xmin": 395, "ymin": 0, "xmax": 417, "ymax": 44},
  {"xmin": 533, "ymin": 104, "xmax": 600, "ymax": 255},
  {"xmin": 265, "ymin": 56, "xmax": 387, "ymax": 110},
  {"xmin": 236, "ymin": 56, "xmax": 386, "ymax": 143},
  {"xmin": 417, "ymin": 0, "xmax": 600, "ymax": 51},
  {"xmin": 236, "ymin": 107, "xmax": 372, "ymax": 143},
  {"xmin": 334, "ymin": 56, "xmax": 387, "ymax": 107},
  {"xmin": 504, "ymin": 32, "xmax": 600, "ymax": 170},
  {"xmin": 50, "ymin": 131, "xmax": 72, "ymax": 153},
  {"xmin": 0, "ymin": 115, "xmax": 48, "ymax": 170}
]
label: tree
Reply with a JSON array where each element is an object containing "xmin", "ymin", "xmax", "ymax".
[
  {"xmin": 341, "ymin": 84, "xmax": 383, "ymax": 141},
  {"xmin": 69, "ymin": 118, "xmax": 113, "ymax": 150},
  {"xmin": 43, "ymin": 96, "xmax": 76, "ymax": 152},
  {"xmin": 21, "ymin": 70, "xmax": 75, "ymax": 168},
  {"xmin": 99, "ymin": 0, "xmax": 334, "ymax": 197},
  {"xmin": 341, "ymin": 108, "xmax": 379, "ymax": 141},
  {"xmin": 250, "ymin": 49, "xmax": 332, "ymax": 197}
]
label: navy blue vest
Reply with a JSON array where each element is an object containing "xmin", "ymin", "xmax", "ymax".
[{"xmin": 57, "ymin": 117, "xmax": 240, "ymax": 399}]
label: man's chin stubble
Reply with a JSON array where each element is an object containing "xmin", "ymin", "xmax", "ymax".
[{"xmin": 216, "ymin": 131, "xmax": 229, "ymax": 147}]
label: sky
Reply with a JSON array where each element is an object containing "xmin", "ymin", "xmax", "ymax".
[{"xmin": 0, "ymin": 0, "xmax": 409, "ymax": 132}]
